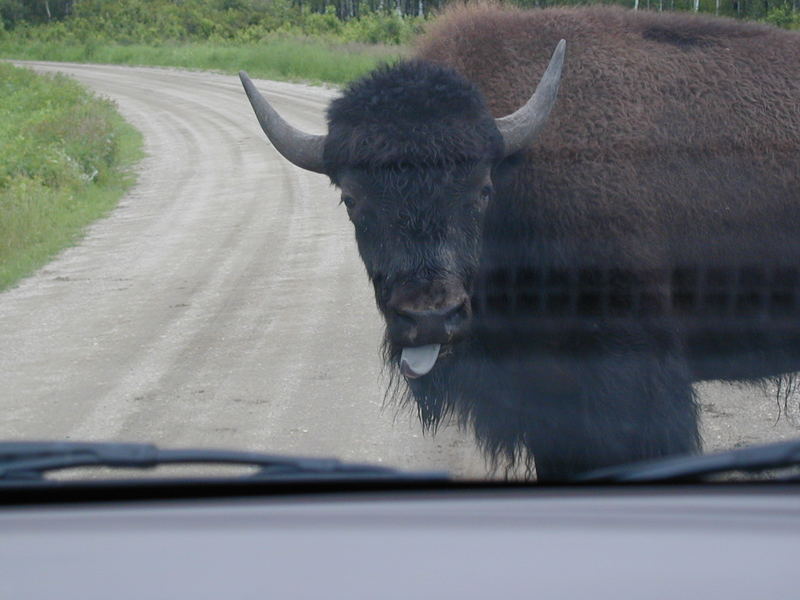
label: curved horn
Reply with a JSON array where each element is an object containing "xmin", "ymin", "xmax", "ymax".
[
  {"xmin": 496, "ymin": 39, "xmax": 566, "ymax": 157},
  {"xmin": 239, "ymin": 71, "xmax": 327, "ymax": 174}
]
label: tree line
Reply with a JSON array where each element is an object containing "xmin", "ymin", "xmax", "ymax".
[{"xmin": 2, "ymin": 0, "xmax": 797, "ymax": 31}]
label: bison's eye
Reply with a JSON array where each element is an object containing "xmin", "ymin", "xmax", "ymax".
[
  {"xmin": 479, "ymin": 184, "xmax": 493, "ymax": 207},
  {"xmin": 340, "ymin": 194, "xmax": 356, "ymax": 211}
]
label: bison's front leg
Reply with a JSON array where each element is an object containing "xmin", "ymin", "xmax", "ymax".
[{"xmin": 523, "ymin": 330, "xmax": 701, "ymax": 481}]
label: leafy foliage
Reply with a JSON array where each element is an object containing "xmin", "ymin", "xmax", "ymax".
[
  {"xmin": 2, "ymin": 0, "xmax": 799, "ymax": 37},
  {"xmin": 765, "ymin": 3, "xmax": 800, "ymax": 27},
  {"xmin": 0, "ymin": 0, "xmax": 423, "ymax": 43}
]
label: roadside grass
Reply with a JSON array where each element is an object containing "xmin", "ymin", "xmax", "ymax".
[
  {"xmin": 0, "ymin": 37, "xmax": 403, "ymax": 85},
  {"xmin": 0, "ymin": 62, "xmax": 143, "ymax": 291}
]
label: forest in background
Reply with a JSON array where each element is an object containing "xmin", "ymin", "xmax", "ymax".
[{"xmin": 2, "ymin": 0, "xmax": 798, "ymax": 46}]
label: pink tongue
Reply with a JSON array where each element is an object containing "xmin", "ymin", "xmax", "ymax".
[{"xmin": 400, "ymin": 344, "xmax": 441, "ymax": 379}]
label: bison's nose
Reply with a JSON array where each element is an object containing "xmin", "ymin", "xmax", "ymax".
[{"xmin": 390, "ymin": 299, "xmax": 471, "ymax": 345}]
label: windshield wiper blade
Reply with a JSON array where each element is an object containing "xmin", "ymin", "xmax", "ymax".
[
  {"xmin": 575, "ymin": 438, "xmax": 800, "ymax": 483},
  {"xmin": 0, "ymin": 441, "xmax": 448, "ymax": 482}
]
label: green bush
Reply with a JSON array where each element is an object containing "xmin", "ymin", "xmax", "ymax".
[
  {"xmin": 765, "ymin": 4, "xmax": 800, "ymax": 28},
  {"xmin": 341, "ymin": 13, "xmax": 423, "ymax": 45},
  {"xmin": 304, "ymin": 6, "xmax": 343, "ymax": 36}
]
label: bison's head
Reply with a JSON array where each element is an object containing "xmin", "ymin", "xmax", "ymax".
[{"xmin": 240, "ymin": 41, "xmax": 564, "ymax": 379}]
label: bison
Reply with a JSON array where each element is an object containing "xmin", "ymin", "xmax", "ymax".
[{"xmin": 239, "ymin": 5, "xmax": 800, "ymax": 480}]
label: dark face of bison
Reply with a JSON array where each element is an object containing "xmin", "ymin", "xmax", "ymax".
[
  {"xmin": 239, "ymin": 41, "xmax": 565, "ymax": 379},
  {"xmin": 322, "ymin": 61, "xmax": 505, "ymax": 377},
  {"xmin": 336, "ymin": 161, "xmax": 493, "ymax": 377}
]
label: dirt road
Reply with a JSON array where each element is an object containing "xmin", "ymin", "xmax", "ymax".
[{"xmin": 0, "ymin": 63, "xmax": 796, "ymax": 478}]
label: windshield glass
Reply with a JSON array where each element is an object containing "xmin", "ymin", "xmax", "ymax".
[{"xmin": 0, "ymin": 0, "xmax": 798, "ymax": 482}]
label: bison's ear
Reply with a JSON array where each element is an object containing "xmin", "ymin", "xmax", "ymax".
[
  {"xmin": 239, "ymin": 71, "xmax": 327, "ymax": 174},
  {"xmin": 496, "ymin": 39, "xmax": 566, "ymax": 157}
]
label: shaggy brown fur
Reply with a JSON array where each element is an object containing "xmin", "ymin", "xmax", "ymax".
[
  {"xmin": 417, "ymin": 5, "xmax": 800, "ymax": 383},
  {"xmin": 241, "ymin": 4, "xmax": 799, "ymax": 478}
]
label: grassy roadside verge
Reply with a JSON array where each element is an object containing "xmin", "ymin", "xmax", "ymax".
[
  {"xmin": 0, "ymin": 62, "xmax": 143, "ymax": 292},
  {"xmin": 0, "ymin": 36, "xmax": 402, "ymax": 85}
]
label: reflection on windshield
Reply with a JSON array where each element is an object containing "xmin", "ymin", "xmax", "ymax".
[{"xmin": 479, "ymin": 265, "xmax": 800, "ymax": 322}]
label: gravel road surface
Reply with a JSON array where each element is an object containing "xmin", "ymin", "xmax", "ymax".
[{"xmin": 0, "ymin": 62, "xmax": 797, "ymax": 478}]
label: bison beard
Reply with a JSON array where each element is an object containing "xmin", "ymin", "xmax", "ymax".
[
  {"xmin": 384, "ymin": 302, "xmax": 701, "ymax": 479},
  {"xmin": 241, "ymin": 5, "xmax": 800, "ymax": 480}
]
